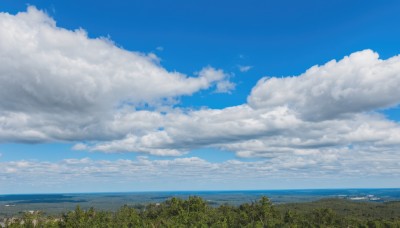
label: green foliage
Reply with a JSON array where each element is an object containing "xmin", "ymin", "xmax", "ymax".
[{"xmin": 4, "ymin": 196, "xmax": 400, "ymax": 227}]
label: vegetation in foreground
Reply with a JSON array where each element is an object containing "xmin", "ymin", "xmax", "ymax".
[{"xmin": 2, "ymin": 196, "xmax": 400, "ymax": 227}]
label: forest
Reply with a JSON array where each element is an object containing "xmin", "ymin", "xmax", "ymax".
[{"xmin": 2, "ymin": 196, "xmax": 400, "ymax": 227}]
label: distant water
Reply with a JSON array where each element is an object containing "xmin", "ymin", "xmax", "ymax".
[{"xmin": 1, "ymin": 189, "xmax": 400, "ymax": 217}]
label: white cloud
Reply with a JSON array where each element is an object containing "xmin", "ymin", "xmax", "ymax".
[
  {"xmin": 0, "ymin": 7, "xmax": 232, "ymax": 144},
  {"xmin": 1, "ymin": 153, "xmax": 399, "ymax": 193},
  {"xmin": 79, "ymin": 106, "xmax": 400, "ymax": 160},
  {"xmin": 1, "ymin": 6, "xmax": 400, "ymax": 180},
  {"xmin": 215, "ymin": 80, "xmax": 236, "ymax": 93},
  {"xmin": 238, "ymin": 65, "xmax": 253, "ymax": 72},
  {"xmin": 248, "ymin": 50, "xmax": 400, "ymax": 121},
  {"xmin": 80, "ymin": 105, "xmax": 300, "ymax": 155},
  {"xmin": 0, "ymin": 7, "xmax": 231, "ymax": 112},
  {"xmin": 71, "ymin": 143, "xmax": 88, "ymax": 151},
  {"xmin": 74, "ymin": 50, "xmax": 400, "ymax": 159}
]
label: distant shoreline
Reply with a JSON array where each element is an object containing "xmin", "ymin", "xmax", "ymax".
[
  {"xmin": 2, "ymin": 188, "xmax": 400, "ymax": 218},
  {"xmin": 2, "ymin": 187, "xmax": 400, "ymax": 196}
]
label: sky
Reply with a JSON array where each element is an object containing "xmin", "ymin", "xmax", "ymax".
[{"xmin": 0, "ymin": 0, "xmax": 400, "ymax": 194}]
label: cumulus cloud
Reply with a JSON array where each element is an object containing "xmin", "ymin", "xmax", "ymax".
[
  {"xmin": 75, "ymin": 50, "xmax": 400, "ymax": 159},
  {"xmin": 80, "ymin": 106, "xmax": 400, "ymax": 159},
  {"xmin": 0, "ymin": 7, "xmax": 233, "ymax": 112},
  {"xmin": 1, "ymin": 6, "xmax": 400, "ymax": 169},
  {"xmin": 248, "ymin": 50, "xmax": 400, "ymax": 121},
  {"xmin": 0, "ymin": 7, "xmax": 231, "ymax": 144},
  {"xmin": 78, "ymin": 105, "xmax": 299, "ymax": 155}
]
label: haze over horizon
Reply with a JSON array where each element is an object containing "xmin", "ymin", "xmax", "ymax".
[{"xmin": 1, "ymin": 0, "xmax": 400, "ymax": 194}]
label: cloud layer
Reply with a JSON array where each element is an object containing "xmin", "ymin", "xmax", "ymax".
[
  {"xmin": 0, "ymin": 6, "xmax": 400, "ymax": 174},
  {"xmin": 77, "ymin": 50, "xmax": 400, "ymax": 159},
  {"xmin": 2, "ymin": 152, "xmax": 399, "ymax": 193}
]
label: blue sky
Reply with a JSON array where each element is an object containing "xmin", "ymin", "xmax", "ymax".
[{"xmin": 0, "ymin": 0, "xmax": 400, "ymax": 193}]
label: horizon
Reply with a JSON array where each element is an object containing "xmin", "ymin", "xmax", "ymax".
[
  {"xmin": 1, "ymin": 0, "xmax": 400, "ymax": 194},
  {"xmin": 2, "ymin": 187, "xmax": 400, "ymax": 196}
]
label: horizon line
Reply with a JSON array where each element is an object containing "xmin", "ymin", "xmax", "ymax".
[{"xmin": 1, "ymin": 187, "xmax": 400, "ymax": 196}]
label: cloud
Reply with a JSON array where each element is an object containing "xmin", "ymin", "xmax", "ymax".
[
  {"xmin": 215, "ymin": 80, "xmax": 236, "ymax": 93},
  {"xmin": 156, "ymin": 46, "xmax": 164, "ymax": 51},
  {"xmin": 238, "ymin": 65, "xmax": 253, "ymax": 72},
  {"xmin": 197, "ymin": 67, "xmax": 234, "ymax": 94},
  {"xmin": 0, "ymin": 7, "xmax": 231, "ymax": 112},
  {"xmin": 71, "ymin": 143, "xmax": 88, "ymax": 151},
  {"xmin": 80, "ymin": 106, "xmax": 400, "ymax": 160},
  {"xmin": 1, "ymin": 6, "xmax": 400, "ymax": 174},
  {"xmin": 1, "ymin": 153, "xmax": 399, "ymax": 192},
  {"xmin": 0, "ymin": 7, "xmax": 232, "ymax": 143},
  {"xmin": 248, "ymin": 50, "xmax": 400, "ymax": 121},
  {"xmin": 75, "ymin": 50, "xmax": 400, "ymax": 158}
]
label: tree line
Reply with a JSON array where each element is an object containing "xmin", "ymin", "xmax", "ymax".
[{"xmin": 3, "ymin": 196, "xmax": 400, "ymax": 227}]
